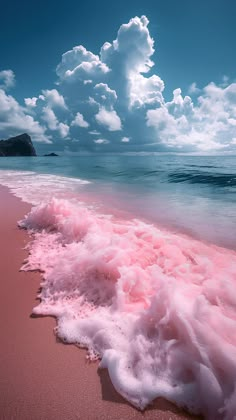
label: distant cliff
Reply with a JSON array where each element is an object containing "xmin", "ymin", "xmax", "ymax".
[{"xmin": 0, "ymin": 133, "xmax": 36, "ymax": 156}]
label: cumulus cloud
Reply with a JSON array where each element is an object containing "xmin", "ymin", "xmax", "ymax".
[
  {"xmin": 0, "ymin": 70, "xmax": 15, "ymax": 90},
  {"xmin": 99, "ymin": 15, "xmax": 164, "ymax": 109},
  {"xmin": 23, "ymin": 87, "xmax": 71, "ymax": 141},
  {"xmin": 129, "ymin": 74, "xmax": 164, "ymax": 108},
  {"xmin": 56, "ymin": 45, "xmax": 109, "ymax": 82},
  {"xmin": 42, "ymin": 106, "xmax": 69, "ymax": 138},
  {"xmin": 42, "ymin": 107, "xmax": 58, "ymax": 130},
  {"xmin": 0, "ymin": 88, "xmax": 50, "ymax": 142},
  {"xmin": 72, "ymin": 112, "xmax": 89, "ymax": 128},
  {"xmin": 1, "ymin": 16, "xmax": 236, "ymax": 152},
  {"xmin": 94, "ymin": 83, "xmax": 117, "ymax": 108},
  {"xmin": 147, "ymin": 84, "xmax": 236, "ymax": 150},
  {"xmin": 95, "ymin": 107, "xmax": 122, "ymax": 131},
  {"xmin": 24, "ymin": 97, "xmax": 38, "ymax": 107},
  {"xmin": 41, "ymin": 89, "xmax": 67, "ymax": 109},
  {"xmin": 101, "ymin": 15, "xmax": 154, "ymax": 74},
  {"xmin": 58, "ymin": 122, "xmax": 70, "ymax": 138}
]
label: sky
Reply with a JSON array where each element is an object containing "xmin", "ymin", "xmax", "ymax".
[{"xmin": 0, "ymin": 0, "xmax": 236, "ymax": 154}]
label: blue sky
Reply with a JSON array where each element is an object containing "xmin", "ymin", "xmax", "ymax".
[{"xmin": 1, "ymin": 0, "xmax": 236, "ymax": 153}]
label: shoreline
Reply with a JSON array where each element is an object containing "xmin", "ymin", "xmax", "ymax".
[{"xmin": 0, "ymin": 185, "xmax": 200, "ymax": 419}]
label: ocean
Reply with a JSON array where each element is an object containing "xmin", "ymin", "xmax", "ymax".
[
  {"xmin": 0, "ymin": 154, "xmax": 236, "ymax": 248},
  {"xmin": 0, "ymin": 154, "xmax": 236, "ymax": 418}
]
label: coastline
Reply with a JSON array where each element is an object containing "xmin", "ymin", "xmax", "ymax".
[{"xmin": 0, "ymin": 185, "xmax": 200, "ymax": 419}]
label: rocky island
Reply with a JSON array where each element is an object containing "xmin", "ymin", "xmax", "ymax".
[
  {"xmin": 0, "ymin": 133, "xmax": 36, "ymax": 156},
  {"xmin": 44, "ymin": 152, "xmax": 58, "ymax": 156}
]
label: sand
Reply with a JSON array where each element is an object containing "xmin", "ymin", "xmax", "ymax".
[{"xmin": 0, "ymin": 185, "xmax": 201, "ymax": 420}]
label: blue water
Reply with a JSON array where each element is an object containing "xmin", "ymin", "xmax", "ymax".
[{"xmin": 0, "ymin": 154, "xmax": 236, "ymax": 249}]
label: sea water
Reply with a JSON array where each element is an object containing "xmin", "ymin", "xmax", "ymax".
[{"xmin": 0, "ymin": 154, "xmax": 236, "ymax": 418}]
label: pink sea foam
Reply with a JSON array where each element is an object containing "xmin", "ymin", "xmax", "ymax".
[{"xmin": 19, "ymin": 198, "xmax": 236, "ymax": 419}]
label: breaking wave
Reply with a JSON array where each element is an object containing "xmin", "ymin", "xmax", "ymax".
[{"xmin": 19, "ymin": 197, "xmax": 236, "ymax": 419}]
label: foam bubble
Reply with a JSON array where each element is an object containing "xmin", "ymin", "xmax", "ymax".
[{"xmin": 19, "ymin": 197, "xmax": 236, "ymax": 418}]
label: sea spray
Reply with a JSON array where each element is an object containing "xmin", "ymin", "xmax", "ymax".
[{"xmin": 19, "ymin": 197, "xmax": 236, "ymax": 419}]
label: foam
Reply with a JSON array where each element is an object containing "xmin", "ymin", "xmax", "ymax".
[
  {"xmin": 18, "ymin": 197, "xmax": 236, "ymax": 419},
  {"xmin": 0, "ymin": 170, "xmax": 90, "ymax": 205}
]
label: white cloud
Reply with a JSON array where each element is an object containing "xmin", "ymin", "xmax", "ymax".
[
  {"xmin": 42, "ymin": 106, "xmax": 69, "ymax": 138},
  {"xmin": 57, "ymin": 45, "xmax": 99, "ymax": 78},
  {"xmin": 95, "ymin": 107, "xmax": 122, "ymax": 131},
  {"xmin": 0, "ymin": 89, "xmax": 50, "ymax": 143},
  {"xmin": 100, "ymin": 16, "xmax": 161, "ymax": 108},
  {"xmin": 89, "ymin": 130, "xmax": 100, "ymax": 135},
  {"xmin": 147, "ymin": 83, "xmax": 236, "ymax": 150},
  {"xmin": 101, "ymin": 15, "xmax": 154, "ymax": 74},
  {"xmin": 129, "ymin": 73, "xmax": 164, "ymax": 108},
  {"xmin": 24, "ymin": 97, "xmax": 38, "ymax": 107},
  {"xmin": 42, "ymin": 89, "xmax": 67, "ymax": 109},
  {"xmin": 94, "ymin": 138, "xmax": 109, "ymax": 144},
  {"xmin": 56, "ymin": 45, "xmax": 109, "ymax": 82},
  {"xmin": 2, "ymin": 17, "xmax": 236, "ymax": 153},
  {"xmin": 58, "ymin": 122, "xmax": 70, "ymax": 138},
  {"xmin": 42, "ymin": 107, "xmax": 58, "ymax": 130},
  {"xmin": 87, "ymin": 96, "xmax": 99, "ymax": 106},
  {"xmin": 228, "ymin": 118, "xmax": 236, "ymax": 126},
  {"xmin": 188, "ymin": 82, "xmax": 200, "ymax": 95},
  {"xmin": 71, "ymin": 112, "xmax": 89, "ymax": 128},
  {"xmin": 0, "ymin": 70, "xmax": 15, "ymax": 90},
  {"xmin": 94, "ymin": 83, "xmax": 117, "ymax": 107}
]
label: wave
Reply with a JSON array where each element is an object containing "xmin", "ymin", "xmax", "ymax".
[
  {"xmin": 168, "ymin": 171, "xmax": 236, "ymax": 187},
  {"xmin": 19, "ymin": 197, "xmax": 236, "ymax": 418}
]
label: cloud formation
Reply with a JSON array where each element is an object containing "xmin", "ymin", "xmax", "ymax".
[
  {"xmin": 95, "ymin": 107, "xmax": 122, "ymax": 131},
  {"xmin": 0, "ymin": 16, "xmax": 236, "ymax": 152},
  {"xmin": 0, "ymin": 70, "xmax": 15, "ymax": 90},
  {"xmin": 56, "ymin": 45, "xmax": 110, "ymax": 82},
  {"xmin": 147, "ymin": 84, "xmax": 236, "ymax": 150},
  {"xmin": 41, "ymin": 106, "xmax": 69, "ymax": 138},
  {"xmin": 72, "ymin": 112, "xmax": 89, "ymax": 128},
  {"xmin": 41, "ymin": 89, "xmax": 67, "ymax": 109},
  {"xmin": 0, "ymin": 87, "xmax": 49, "ymax": 142}
]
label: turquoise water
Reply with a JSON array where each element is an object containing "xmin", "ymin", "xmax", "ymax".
[{"xmin": 0, "ymin": 154, "xmax": 236, "ymax": 249}]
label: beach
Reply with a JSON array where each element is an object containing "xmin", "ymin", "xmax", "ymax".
[{"xmin": 0, "ymin": 185, "xmax": 200, "ymax": 420}]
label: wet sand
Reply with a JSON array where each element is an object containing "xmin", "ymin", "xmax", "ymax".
[{"xmin": 0, "ymin": 185, "xmax": 201, "ymax": 420}]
